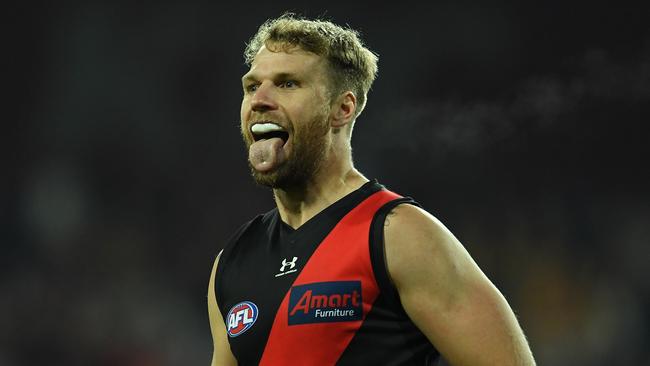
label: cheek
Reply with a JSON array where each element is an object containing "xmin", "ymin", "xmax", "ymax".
[
  {"xmin": 240, "ymin": 99, "xmax": 249, "ymax": 120},
  {"xmin": 239, "ymin": 103, "xmax": 250, "ymax": 140},
  {"xmin": 295, "ymin": 97, "xmax": 328, "ymax": 123},
  {"xmin": 240, "ymin": 103, "xmax": 252, "ymax": 132}
]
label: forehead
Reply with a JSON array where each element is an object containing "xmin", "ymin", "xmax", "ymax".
[{"xmin": 243, "ymin": 45, "xmax": 327, "ymax": 80}]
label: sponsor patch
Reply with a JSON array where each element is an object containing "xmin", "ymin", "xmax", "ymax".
[
  {"xmin": 226, "ymin": 301, "xmax": 258, "ymax": 337},
  {"xmin": 288, "ymin": 281, "xmax": 362, "ymax": 325}
]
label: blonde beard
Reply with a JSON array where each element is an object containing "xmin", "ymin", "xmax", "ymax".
[{"xmin": 244, "ymin": 109, "xmax": 331, "ymax": 189}]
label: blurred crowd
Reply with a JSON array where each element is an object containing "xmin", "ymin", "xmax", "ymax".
[{"xmin": 2, "ymin": 2, "xmax": 648, "ymax": 365}]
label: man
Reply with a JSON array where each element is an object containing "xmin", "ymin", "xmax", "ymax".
[{"xmin": 208, "ymin": 13, "xmax": 536, "ymax": 366}]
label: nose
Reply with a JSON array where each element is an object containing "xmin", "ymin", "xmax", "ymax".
[{"xmin": 250, "ymin": 81, "xmax": 278, "ymax": 112}]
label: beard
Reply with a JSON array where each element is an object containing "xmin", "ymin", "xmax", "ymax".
[{"xmin": 243, "ymin": 108, "xmax": 330, "ymax": 190}]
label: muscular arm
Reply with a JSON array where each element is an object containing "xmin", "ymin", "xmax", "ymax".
[
  {"xmin": 207, "ymin": 251, "xmax": 238, "ymax": 366},
  {"xmin": 384, "ymin": 205, "xmax": 535, "ymax": 366}
]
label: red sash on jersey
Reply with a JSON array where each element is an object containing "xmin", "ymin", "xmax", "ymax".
[{"xmin": 259, "ymin": 189, "xmax": 401, "ymax": 365}]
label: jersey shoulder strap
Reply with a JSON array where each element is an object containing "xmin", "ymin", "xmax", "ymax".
[{"xmin": 369, "ymin": 196, "xmax": 421, "ymax": 309}]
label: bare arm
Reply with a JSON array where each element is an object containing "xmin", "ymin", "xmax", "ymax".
[
  {"xmin": 384, "ymin": 205, "xmax": 535, "ymax": 366},
  {"xmin": 207, "ymin": 251, "xmax": 238, "ymax": 366}
]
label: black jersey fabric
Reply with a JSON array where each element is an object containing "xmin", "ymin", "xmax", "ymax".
[{"xmin": 214, "ymin": 180, "xmax": 439, "ymax": 365}]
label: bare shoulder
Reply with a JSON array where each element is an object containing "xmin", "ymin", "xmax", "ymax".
[
  {"xmin": 208, "ymin": 250, "xmax": 223, "ymax": 293},
  {"xmin": 383, "ymin": 204, "xmax": 472, "ymax": 293},
  {"xmin": 383, "ymin": 203, "xmax": 455, "ymax": 248},
  {"xmin": 207, "ymin": 249, "xmax": 238, "ymax": 365},
  {"xmin": 207, "ymin": 249, "xmax": 223, "ymax": 316},
  {"xmin": 383, "ymin": 203, "xmax": 536, "ymax": 365}
]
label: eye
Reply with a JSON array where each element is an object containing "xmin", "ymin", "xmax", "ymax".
[
  {"xmin": 280, "ymin": 80, "xmax": 298, "ymax": 88},
  {"xmin": 244, "ymin": 83, "xmax": 259, "ymax": 93}
]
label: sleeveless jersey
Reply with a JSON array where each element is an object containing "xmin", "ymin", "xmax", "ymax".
[{"xmin": 214, "ymin": 180, "xmax": 440, "ymax": 365}]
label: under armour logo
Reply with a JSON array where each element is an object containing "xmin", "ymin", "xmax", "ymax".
[
  {"xmin": 280, "ymin": 257, "xmax": 298, "ymax": 271},
  {"xmin": 275, "ymin": 257, "xmax": 298, "ymax": 277}
]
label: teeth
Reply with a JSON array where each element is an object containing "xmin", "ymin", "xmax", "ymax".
[{"xmin": 251, "ymin": 123, "xmax": 284, "ymax": 134}]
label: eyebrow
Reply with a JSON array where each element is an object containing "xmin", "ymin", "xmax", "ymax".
[{"xmin": 241, "ymin": 72, "xmax": 301, "ymax": 84}]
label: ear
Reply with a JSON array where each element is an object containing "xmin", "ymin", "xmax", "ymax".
[{"xmin": 330, "ymin": 91, "xmax": 357, "ymax": 128}]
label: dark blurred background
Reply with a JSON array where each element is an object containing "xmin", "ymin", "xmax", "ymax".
[{"xmin": 2, "ymin": 1, "xmax": 649, "ymax": 365}]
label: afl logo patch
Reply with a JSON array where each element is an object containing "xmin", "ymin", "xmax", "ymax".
[{"xmin": 226, "ymin": 301, "xmax": 258, "ymax": 337}]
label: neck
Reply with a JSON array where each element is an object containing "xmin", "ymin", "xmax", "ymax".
[{"xmin": 273, "ymin": 147, "xmax": 368, "ymax": 229}]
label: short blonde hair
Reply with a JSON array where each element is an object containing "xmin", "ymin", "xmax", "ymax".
[{"xmin": 244, "ymin": 13, "xmax": 379, "ymax": 117}]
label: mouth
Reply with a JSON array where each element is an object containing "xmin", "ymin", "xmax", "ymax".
[{"xmin": 250, "ymin": 122, "xmax": 289, "ymax": 145}]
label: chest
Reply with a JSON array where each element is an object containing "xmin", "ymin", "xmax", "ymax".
[
  {"xmin": 219, "ymin": 212, "xmax": 383, "ymax": 364},
  {"xmin": 216, "ymin": 190, "xmax": 401, "ymax": 365}
]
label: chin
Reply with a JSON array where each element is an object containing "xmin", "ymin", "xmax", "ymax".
[
  {"xmin": 249, "ymin": 166, "xmax": 308, "ymax": 190},
  {"xmin": 252, "ymin": 174, "xmax": 279, "ymax": 188},
  {"xmin": 249, "ymin": 166, "xmax": 284, "ymax": 189}
]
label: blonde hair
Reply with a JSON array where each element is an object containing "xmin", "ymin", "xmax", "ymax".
[{"xmin": 244, "ymin": 13, "xmax": 378, "ymax": 118}]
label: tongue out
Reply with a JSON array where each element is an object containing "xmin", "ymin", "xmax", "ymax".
[{"xmin": 249, "ymin": 137, "xmax": 286, "ymax": 172}]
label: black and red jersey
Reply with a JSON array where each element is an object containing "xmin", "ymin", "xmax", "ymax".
[{"xmin": 214, "ymin": 180, "xmax": 439, "ymax": 365}]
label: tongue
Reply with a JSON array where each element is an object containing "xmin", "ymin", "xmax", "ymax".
[{"xmin": 249, "ymin": 138, "xmax": 286, "ymax": 172}]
